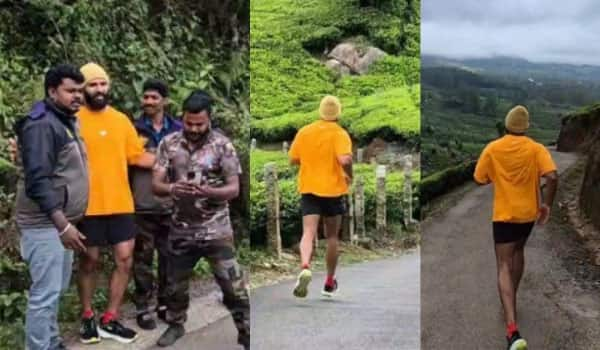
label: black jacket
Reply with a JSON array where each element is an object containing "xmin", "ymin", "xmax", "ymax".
[{"xmin": 14, "ymin": 100, "xmax": 89, "ymax": 228}]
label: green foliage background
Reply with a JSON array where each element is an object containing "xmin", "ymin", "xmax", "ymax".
[{"xmin": 0, "ymin": 1, "xmax": 249, "ymax": 346}]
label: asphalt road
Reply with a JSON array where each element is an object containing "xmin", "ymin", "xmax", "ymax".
[
  {"xmin": 251, "ymin": 252, "xmax": 420, "ymax": 350},
  {"xmin": 422, "ymin": 151, "xmax": 600, "ymax": 349}
]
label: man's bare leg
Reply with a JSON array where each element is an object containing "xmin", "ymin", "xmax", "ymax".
[
  {"xmin": 294, "ymin": 215, "xmax": 320, "ymax": 297},
  {"xmin": 105, "ymin": 239, "xmax": 135, "ymax": 316},
  {"xmin": 78, "ymin": 247, "xmax": 101, "ymax": 315},
  {"xmin": 299, "ymin": 215, "xmax": 320, "ymax": 268},
  {"xmin": 323, "ymin": 215, "xmax": 342, "ymax": 277}
]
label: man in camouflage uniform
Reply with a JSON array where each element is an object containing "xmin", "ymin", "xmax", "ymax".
[
  {"xmin": 151, "ymin": 90, "xmax": 250, "ymax": 349},
  {"xmin": 131, "ymin": 79, "xmax": 181, "ymax": 330}
]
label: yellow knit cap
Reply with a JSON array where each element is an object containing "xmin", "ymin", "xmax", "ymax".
[
  {"xmin": 80, "ymin": 62, "xmax": 110, "ymax": 85},
  {"xmin": 505, "ymin": 105, "xmax": 529, "ymax": 133},
  {"xmin": 319, "ymin": 95, "xmax": 341, "ymax": 121}
]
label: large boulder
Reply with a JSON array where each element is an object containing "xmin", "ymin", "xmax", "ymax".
[
  {"xmin": 325, "ymin": 59, "xmax": 351, "ymax": 75},
  {"xmin": 325, "ymin": 42, "xmax": 387, "ymax": 75},
  {"xmin": 356, "ymin": 47, "xmax": 387, "ymax": 74},
  {"xmin": 327, "ymin": 43, "xmax": 360, "ymax": 72}
]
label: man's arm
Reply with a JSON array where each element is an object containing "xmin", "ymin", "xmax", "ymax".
[
  {"xmin": 152, "ymin": 166, "xmax": 171, "ymax": 197},
  {"xmin": 20, "ymin": 121, "xmax": 86, "ymax": 251},
  {"xmin": 196, "ymin": 175, "xmax": 240, "ymax": 201},
  {"xmin": 132, "ymin": 152, "xmax": 156, "ymax": 168},
  {"xmin": 20, "ymin": 121, "xmax": 62, "ymax": 219},
  {"xmin": 474, "ymin": 148, "xmax": 491, "ymax": 185},
  {"xmin": 541, "ymin": 170, "xmax": 558, "ymax": 207},
  {"xmin": 337, "ymin": 154, "xmax": 353, "ymax": 182},
  {"xmin": 288, "ymin": 133, "xmax": 301, "ymax": 165}
]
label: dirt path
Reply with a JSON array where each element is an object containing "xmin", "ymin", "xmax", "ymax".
[{"xmin": 422, "ymin": 151, "xmax": 600, "ymax": 349}]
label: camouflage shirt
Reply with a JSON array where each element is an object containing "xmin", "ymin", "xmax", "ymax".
[{"xmin": 155, "ymin": 129, "xmax": 241, "ymax": 241}]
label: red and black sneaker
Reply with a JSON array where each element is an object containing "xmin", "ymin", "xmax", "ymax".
[
  {"xmin": 507, "ymin": 331, "xmax": 528, "ymax": 350},
  {"xmin": 321, "ymin": 279, "xmax": 339, "ymax": 298}
]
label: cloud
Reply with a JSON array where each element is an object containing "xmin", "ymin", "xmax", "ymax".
[{"xmin": 422, "ymin": 0, "xmax": 600, "ymax": 65}]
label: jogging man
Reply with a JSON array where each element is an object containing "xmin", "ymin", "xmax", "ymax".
[
  {"xmin": 152, "ymin": 90, "xmax": 250, "ymax": 348},
  {"xmin": 474, "ymin": 105, "xmax": 558, "ymax": 350},
  {"xmin": 289, "ymin": 95, "xmax": 353, "ymax": 298}
]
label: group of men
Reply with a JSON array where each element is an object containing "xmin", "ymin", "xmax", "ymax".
[{"xmin": 14, "ymin": 62, "xmax": 250, "ymax": 350}]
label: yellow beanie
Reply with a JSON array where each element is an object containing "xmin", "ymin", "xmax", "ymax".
[
  {"xmin": 505, "ymin": 105, "xmax": 529, "ymax": 133},
  {"xmin": 319, "ymin": 95, "xmax": 341, "ymax": 121},
  {"xmin": 80, "ymin": 62, "xmax": 110, "ymax": 85}
]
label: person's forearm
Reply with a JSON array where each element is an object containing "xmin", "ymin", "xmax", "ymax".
[
  {"xmin": 342, "ymin": 162, "xmax": 353, "ymax": 180},
  {"xmin": 153, "ymin": 179, "xmax": 172, "ymax": 197},
  {"xmin": 203, "ymin": 183, "xmax": 239, "ymax": 201},
  {"xmin": 50, "ymin": 210, "xmax": 69, "ymax": 232},
  {"xmin": 543, "ymin": 178, "xmax": 558, "ymax": 208},
  {"xmin": 134, "ymin": 152, "xmax": 156, "ymax": 168}
]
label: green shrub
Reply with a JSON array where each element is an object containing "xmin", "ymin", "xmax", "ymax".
[
  {"xmin": 420, "ymin": 160, "xmax": 477, "ymax": 204},
  {"xmin": 250, "ymin": 150, "xmax": 420, "ymax": 246}
]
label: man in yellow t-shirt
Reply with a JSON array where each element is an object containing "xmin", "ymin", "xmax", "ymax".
[
  {"xmin": 288, "ymin": 95, "xmax": 353, "ymax": 299},
  {"xmin": 474, "ymin": 105, "xmax": 558, "ymax": 350},
  {"xmin": 75, "ymin": 63, "xmax": 155, "ymax": 345}
]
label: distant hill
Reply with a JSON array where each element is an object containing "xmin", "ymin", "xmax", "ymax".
[{"xmin": 422, "ymin": 55, "xmax": 600, "ymax": 83}]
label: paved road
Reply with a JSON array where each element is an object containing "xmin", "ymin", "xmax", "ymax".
[
  {"xmin": 146, "ymin": 316, "xmax": 241, "ymax": 350},
  {"xmin": 251, "ymin": 252, "xmax": 420, "ymax": 350},
  {"xmin": 422, "ymin": 151, "xmax": 600, "ymax": 349}
]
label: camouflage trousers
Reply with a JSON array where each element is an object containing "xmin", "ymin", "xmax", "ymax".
[
  {"xmin": 165, "ymin": 236, "xmax": 250, "ymax": 346},
  {"xmin": 132, "ymin": 214, "xmax": 170, "ymax": 313}
]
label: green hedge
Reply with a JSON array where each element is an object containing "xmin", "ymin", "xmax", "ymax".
[
  {"xmin": 251, "ymin": 150, "xmax": 419, "ymax": 246},
  {"xmin": 252, "ymin": 85, "xmax": 420, "ymax": 144},
  {"xmin": 420, "ymin": 160, "xmax": 476, "ymax": 205}
]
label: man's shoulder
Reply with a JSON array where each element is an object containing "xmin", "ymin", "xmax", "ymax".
[
  {"xmin": 106, "ymin": 106, "xmax": 133, "ymax": 123},
  {"xmin": 209, "ymin": 129, "xmax": 233, "ymax": 146},
  {"xmin": 162, "ymin": 130, "xmax": 184, "ymax": 145},
  {"xmin": 18, "ymin": 102, "xmax": 58, "ymax": 132}
]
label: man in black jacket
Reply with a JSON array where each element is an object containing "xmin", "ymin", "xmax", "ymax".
[{"xmin": 14, "ymin": 63, "xmax": 89, "ymax": 350}]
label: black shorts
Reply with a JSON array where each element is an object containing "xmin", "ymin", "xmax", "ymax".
[
  {"xmin": 301, "ymin": 194, "xmax": 347, "ymax": 217},
  {"xmin": 493, "ymin": 221, "xmax": 535, "ymax": 244},
  {"xmin": 77, "ymin": 214, "xmax": 136, "ymax": 246}
]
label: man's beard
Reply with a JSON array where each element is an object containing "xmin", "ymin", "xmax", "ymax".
[
  {"xmin": 84, "ymin": 91, "xmax": 109, "ymax": 110},
  {"xmin": 183, "ymin": 129, "xmax": 209, "ymax": 143}
]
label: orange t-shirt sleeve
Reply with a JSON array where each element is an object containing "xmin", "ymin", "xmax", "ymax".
[
  {"xmin": 334, "ymin": 130, "xmax": 352, "ymax": 156},
  {"xmin": 537, "ymin": 146, "xmax": 557, "ymax": 176},
  {"xmin": 124, "ymin": 119, "xmax": 145, "ymax": 165},
  {"xmin": 289, "ymin": 132, "xmax": 302, "ymax": 161},
  {"xmin": 474, "ymin": 147, "xmax": 491, "ymax": 184}
]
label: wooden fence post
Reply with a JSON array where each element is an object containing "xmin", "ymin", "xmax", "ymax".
[
  {"xmin": 403, "ymin": 155, "xmax": 413, "ymax": 227},
  {"xmin": 354, "ymin": 175, "xmax": 366, "ymax": 238},
  {"xmin": 264, "ymin": 162, "xmax": 282, "ymax": 258},
  {"xmin": 376, "ymin": 165, "xmax": 387, "ymax": 234}
]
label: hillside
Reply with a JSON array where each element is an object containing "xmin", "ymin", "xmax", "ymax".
[
  {"xmin": 422, "ymin": 65, "xmax": 586, "ymax": 177},
  {"xmin": 250, "ymin": 0, "xmax": 420, "ymax": 145}
]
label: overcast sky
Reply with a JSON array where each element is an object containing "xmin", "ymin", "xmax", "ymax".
[{"xmin": 421, "ymin": 0, "xmax": 600, "ymax": 65}]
